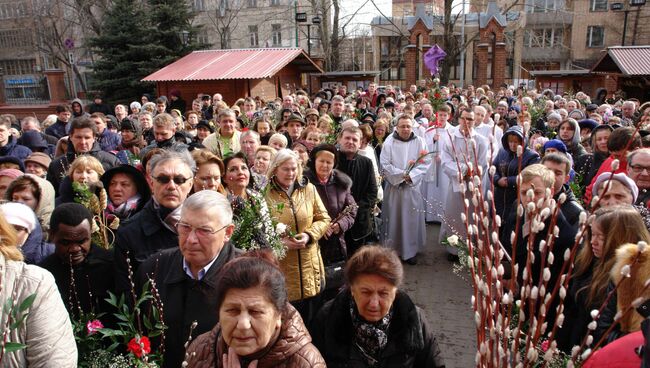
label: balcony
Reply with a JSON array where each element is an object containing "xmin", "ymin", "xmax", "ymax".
[
  {"xmin": 522, "ymin": 46, "xmax": 570, "ymax": 62},
  {"xmin": 525, "ymin": 11, "xmax": 573, "ymax": 26}
]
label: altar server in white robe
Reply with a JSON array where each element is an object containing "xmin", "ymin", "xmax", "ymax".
[
  {"xmin": 421, "ymin": 104, "xmax": 453, "ymax": 222},
  {"xmin": 439, "ymin": 109, "xmax": 489, "ymax": 259},
  {"xmin": 380, "ymin": 114, "xmax": 430, "ymax": 265}
]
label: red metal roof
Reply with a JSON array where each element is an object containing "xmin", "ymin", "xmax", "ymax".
[
  {"xmin": 142, "ymin": 48, "xmax": 323, "ymax": 82},
  {"xmin": 592, "ymin": 46, "xmax": 650, "ymax": 76}
]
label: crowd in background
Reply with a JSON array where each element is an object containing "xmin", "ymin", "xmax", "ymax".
[{"xmin": 0, "ymin": 81, "xmax": 649, "ymax": 366}]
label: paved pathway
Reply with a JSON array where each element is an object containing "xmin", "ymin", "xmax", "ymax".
[{"xmin": 401, "ymin": 223, "xmax": 476, "ymax": 368}]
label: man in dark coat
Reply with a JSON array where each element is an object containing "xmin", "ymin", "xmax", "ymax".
[
  {"xmin": 542, "ymin": 153, "xmax": 585, "ymax": 228},
  {"xmin": 136, "ymin": 190, "xmax": 239, "ymax": 368},
  {"xmin": 500, "ymin": 164, "xmax": 578, "ymax": 333},
  {"xmin": 88, "ymin": 96, "xmax": 112, "ymax": 116},
  {"xmin": 337, "ymin": 126, "xmax": 378, "ymax": 255},
  {"xmin": 114, "ymin": 150, "xmax": 195, "ymax": 296},
  {"xmin": 46, "ymin": 117, "xmax": 121, "ymax": 194},
  {"xmin": 139, "ymin": 113, "xmax": 188, "ymax": 158},
  {"xmin": 0, "ymin": 119, "xmax": 31, "ymax": 162},
  {"xmin": 39, "ymin": 203, "xmax": 114, "ymax": 317},
  {"xmin": 45, "ymin": 105, "xmax": 72, "ymax": 139}
]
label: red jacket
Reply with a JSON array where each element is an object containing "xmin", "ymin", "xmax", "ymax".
[{"xmin": 582, "ymin": 331, "xmax": 643, "ymax": 368}]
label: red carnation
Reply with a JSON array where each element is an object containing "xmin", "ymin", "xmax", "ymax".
[
  {"xmin": 434, "ymin": 92, "xmax": 441, "ymax": 99},
  {"xmin": 127, "ymin": 336, "xmax": 151, "ymax": 358}
]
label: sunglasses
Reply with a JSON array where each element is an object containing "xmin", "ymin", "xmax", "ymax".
[{"xmin": 153, "ymin": 175, "xmax": 192, "ymax": 185}]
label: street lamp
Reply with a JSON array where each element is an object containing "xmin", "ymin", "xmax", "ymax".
[
  {"xmin": 178, "ymin": 30, "xmax": 190, "ymax": 46},
  {"xmin": 295, "ymin": 12, "xmax": 320, "ymax": 56},
  {"xmin": 307, "ymin": 15, "xmax": 321, "ymax": 56},
  {"xmin": 611, "ymin": 0, "xmax": 646, "ymax": 46}
]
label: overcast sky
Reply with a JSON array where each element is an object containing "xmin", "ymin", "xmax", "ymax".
[{"xmin": 340, "ymin": 0, "xmax": 392, "ymax": 31}]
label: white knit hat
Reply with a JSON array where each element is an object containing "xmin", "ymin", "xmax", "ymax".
[{"xmin": 0, "ymin": 202, "xmax": 36, "ymax": 233}]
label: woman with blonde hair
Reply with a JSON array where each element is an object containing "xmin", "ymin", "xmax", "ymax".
[
  {"xmin": 56, "ymin": 155, "xmax": 106, "ymax": 205},
  {"xmin": 264, "ymin": 149, "xmax": 331, "ymax": 323},
  {"xmin": 0, "ymin": 213, "xmax": 77, "ymax": 366},
  {"xmin": 559, "ymin": 205, "xmax": 650, "ymax": 350}
]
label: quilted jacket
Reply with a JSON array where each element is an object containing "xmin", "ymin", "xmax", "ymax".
[
  {"xmin": 264, "ymin": 179, "xmax": 331, "ymax": 301},
  {"xmin": 0, "ymin": 253, "xmax": 77, "ymax": 367},
  {"xmin": 184, "ymin": 303, "xmax": 326, "ymax": 368}
]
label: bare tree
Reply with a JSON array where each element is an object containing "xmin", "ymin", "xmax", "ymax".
[
  {"xmin": 31, "ymin": 0, "xmax": 97, "ymax": 95},
  {"xmin": 205, "ymin": 0, "xmax": 245, "ymax": 48}
]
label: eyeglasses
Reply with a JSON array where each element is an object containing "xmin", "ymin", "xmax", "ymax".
[
  {"xmin": 176, "ymin": 222, "xmax": 229, "ymax": 238},
  {"xmin": 629, "ymin": 164, "xmax": 650, "ymax": 174},
  {"xmin": 153, "ymin": 175, "xmax": 192, "ymax": 185}
]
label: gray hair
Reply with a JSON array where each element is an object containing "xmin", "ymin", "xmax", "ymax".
[
  {"xmin": 240, "ymin": 130, "xmax": 261, "ymax": 144},
  {"xmin": 182, "ymin": 190, "xmax": 233, "ymax": 225},
  {"xmin": 628, "ymin": 148, "xmax": 650, "ymax": 165},
  {"xmin": 218, "ymin": 109, "xmax": 237, "ymax": 121},
  {"xmin": 331, "ymin": 95, "xmax": 344, "ymax": 104},
  {"xmin": 149, "ymin": 149, "xmax": 196, "ymax": 176}
]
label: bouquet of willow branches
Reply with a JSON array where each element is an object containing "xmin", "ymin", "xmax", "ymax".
[
  {"xmin": 450, "ymin": 121, "xmax": 650, "ymax": 367},
  {"xmin": 72, "ymin": 181, "xmax": 116, "ymax": 249}
]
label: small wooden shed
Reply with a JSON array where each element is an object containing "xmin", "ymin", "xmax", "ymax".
[{"xmin": 142, "ymin": 48, "xmax": 324, "ymax": 106}]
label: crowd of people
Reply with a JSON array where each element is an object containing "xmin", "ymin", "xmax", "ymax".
[{"xmin": 0, "ymin": 81, "xmax": 649, "ymax": 366}]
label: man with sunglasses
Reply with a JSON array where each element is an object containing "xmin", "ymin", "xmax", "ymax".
[
  {"xmin": 114, "ymin": 149, "xmax": 195, "ymax": 296},
  {"xmin": 135, "ymin": 190, "xmax": 240, "ymax": 368}
]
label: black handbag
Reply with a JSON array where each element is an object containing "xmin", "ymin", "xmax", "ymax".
[{"xmin": 324, "ymin": 260, "xmax": 346, "ymax": 290}]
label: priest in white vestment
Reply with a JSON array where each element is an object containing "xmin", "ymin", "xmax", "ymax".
[
  {"xmin": 439, "ymin": 109, "xmax": 489, "ymax": 260},
  {"xmin": 421, "ymin": 104, "xmax": 453, "ymax": 223},
  {"xmin": 380, "ymin": 114, "xmax": 430, "ymax": 265}
]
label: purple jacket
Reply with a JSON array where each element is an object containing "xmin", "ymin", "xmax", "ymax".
[{"xmin": 304, "ymin": 169, "xmax": 357, "ymax": 263}]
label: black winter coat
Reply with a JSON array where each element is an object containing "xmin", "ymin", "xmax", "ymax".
[
  {"xmin": 113, "ymin": 200, "xmax": 179, "ymax": 296},
  {"xmin": 311, "ymin": 289, "xmax": 445, "ymax": 368},
  {"xmin": 337, "ymin": 152, "xmax": 377, "ymax": 245},
  {"xmin": 304, "ymin": 169, "xmax": 357, "ymax": 264},
  {"xmin": 46, "ymin": 141, "xmax": 121, "ymax": 195},
  {"xmin": 557, "ymin": 184, "xmax": 585, "ymax": 228},
  {"xmin": 501, "ymin": 210, "xmax": 578, "ymax": 330},
  {"xmin": 39, "ymin": 244, "xmax": 114, "ymax": 317},
  {"xmin": 136, "ymin": 244, "xmax": 240, "ymax": 368},
  {"xmin": 492, "ymin": 126, "xmax": 540, "ymax": 221},
  {"xmin": 556, "ymin": 262, "xmax": 595, "ymax": 352}
]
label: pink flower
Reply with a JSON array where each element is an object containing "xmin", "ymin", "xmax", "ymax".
[
  {"xmin": 408, "ymin": 160, "xmax": 416, "ymax": 166},
  {"xmin": 541, "ymin": 339, "xmax": 549, "ymax": 352},
  {"xmin": 86, "ymin": 320, "xmax": 104, "ymax": 335}
]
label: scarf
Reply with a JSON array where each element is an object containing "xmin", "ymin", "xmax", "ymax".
[
  {"xmin": 106, "ymin": 195, "xmax": 141, "ymax": 219},
  {"xmin": 153, "ymin": 199, "xmax": 182, "ymax": 234},
  {"xmin": 350, "ymin": 298, "xmax": 392, "ymax": 367}
]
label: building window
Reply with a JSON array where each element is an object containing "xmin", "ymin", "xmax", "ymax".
[
  {"xmin": 528, "ymin": 0, "xmax": 561, "ymax": 12},
  {"xmin": 0, "ymin": 2, "xmax": 28, "ymax": 19},
  {"xmin": 586, "ymin": 26, "xmax": 604, "ymax": 47},
  {"xmin": 0, "ymin": 29, "xmax": 32, "ymax": 48},
  {"xmin": 248, "ymin": 0, "xmax": 257, "ymax": 7},
  {"xmin": 524, "ymin": 28, "xmax": 564, "ymax": 47},
  {"xmin": 271, "ymin": 24, "xmax": 282, "ymax": 46},
  {"xmin": 590, "ymin": 0, "xmax": 608, "ymax": 11},
  {"xmin": 192, "ymin": 0, "xmax": 206, "ymax": 11},
  {"xmin": 270, "ymin": 0, "xmax": 280, "ymax": 5},
  {"xmin": 0, "ymin": 59, "xmax": 36, "ymax": 75},
  {"xmin": 249, "ymin": 25, "xmax": 259, "ymax": 47},
  {"xmin": 196, "ymin": 29, "xmax": 210, "ymax": 45}
]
